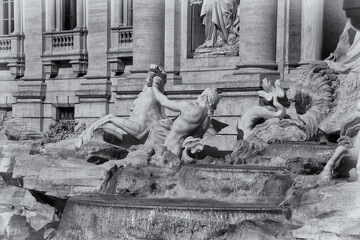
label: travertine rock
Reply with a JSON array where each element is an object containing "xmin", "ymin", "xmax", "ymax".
[
  {"xmin": 0, "ymin": 212, "xmax": 29, "ymax": 240},
  {"xmin": 0, "ymin": 184, "xmax": 59, "ymax": 240},
  {"xmin": 0, "ymin": 143, "xmax": 31, "ymax": 174},
  {"xmin": 291, "ymin": 181, "xmax": 360, "ymax": 239},
  {"xmin": 4, "ymin": 118, "xmax": 43, "ymax": 141},
  {"xmin": 12, "ymin": 154, "xmax": 118, "ymax": 198}
]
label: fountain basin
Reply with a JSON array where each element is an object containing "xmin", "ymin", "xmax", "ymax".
[
  {"xmin": 178, "ymin": 164, "xmax": 293, "ymax": 204},
  {"xmin": 56, "ymin": 193, "xmax": 289, "ymax": 240}
]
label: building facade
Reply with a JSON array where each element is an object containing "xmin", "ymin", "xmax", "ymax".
[{"xmin": 0, "ymin": 0, "xmax": 347, "ymax": 150}]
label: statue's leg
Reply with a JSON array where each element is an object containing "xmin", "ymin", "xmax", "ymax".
[
  {"xmin": 76, "ymin": 114, "xmax": 117, "ymax": 149},
  {"xmin": 76, "ymin": 115, "xmax": 146, "ymax": 150},
  {"xmin": 318, "ymin": 145, "xmax": 347, "ymax": 185}
]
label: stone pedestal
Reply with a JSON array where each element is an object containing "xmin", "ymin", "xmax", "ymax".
[
  {"xmin": 128, "ymin": 0, "xmax": 165, "ymax": 80},
  {"xmin": 75, "ymin": 78, "xmax": 111, "ymax": 126},
  {"xmin": 12, "ymin": 82, "xmax": 46, "ymax": 132}
]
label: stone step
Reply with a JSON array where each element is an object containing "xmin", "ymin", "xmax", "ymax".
[
  {"xmin": 56, "ymin": 193, "xmax": 289, "ymax": 240},
  {"xmin": 178, "ymin": 164, "xmax": 293, "ymax": 204},
  {"xmin": 259, "ymin": 142, "xmax": 336, "ymax": 163}
]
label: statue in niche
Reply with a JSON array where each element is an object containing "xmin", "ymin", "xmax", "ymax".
[{"xmin": 191, "ymin": 0, "xmax": 240, "ymax": 57}]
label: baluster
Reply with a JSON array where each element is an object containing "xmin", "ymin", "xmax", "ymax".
[
  {"xmin": 65, "ymin": 36, "xmax": 69, "ymax": 49},
  {"xmin": 125, "ymin": 31, "xmax": 129, "ymax": 44},
  {"xmin": 61, "ymin": 36, "xmax": 64, "ymax": 48},
  {"xmin": 119, "ymin": 31, "xmax": 123, "ymax": 45}
]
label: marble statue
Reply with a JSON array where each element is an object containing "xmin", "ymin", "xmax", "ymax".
[
  {"xmin": 152, "ymin": 78, "xmax": 220, "ymax": 158},
  {"xmin": 237, "ymin": 79, "xmax": 286, "ymax": 140},
  {"xmin": 75, "ymin": 65, "xmax": 167, "ymax": 150},
  {"xmin": 318, "ymin": 107, "xmax": 360, "ymax": 184},
  {"xmin": 191, "ymin": 0, "xmax": 240, "ymax": 57},
  {"xmin": 324, "ymin": 21, "xmax": 360, "ymax": 73},
  {"xmin": 317, "ymin": 4, "xmax": 360, "ymax": 183}
]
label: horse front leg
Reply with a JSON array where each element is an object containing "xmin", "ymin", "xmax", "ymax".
[
  {"xmin": 75, "ymin": 114, "xmax": 115, "ymax": 150},
  {"xmin": 318, "ymin": 145, "xmax": 348, "ymax": 185}
]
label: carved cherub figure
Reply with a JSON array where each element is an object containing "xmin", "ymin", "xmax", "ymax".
[
  {"xmin": 75, "ymin": 65, "xmax": 167, "ymax": 150},
  {"xmin": 152, "ymin": 79, "xmax": 220, "ymax": 158}
]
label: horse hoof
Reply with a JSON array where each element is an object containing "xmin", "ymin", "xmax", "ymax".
[
  {"xmin": 75, "ymin": 138, "xmax": 83, "ymax": 150},
  {"xmin": 317, "ymin": 174, "xmax": 331, "ymax": 187}
]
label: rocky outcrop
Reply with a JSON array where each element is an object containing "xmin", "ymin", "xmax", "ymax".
[
  {"xmin": 12, "ymin": 154, "xmax": 118, "ymax": 199},
  {"xmin": 290, "ymin": 181, "xmax": 360, "ymax": 239},
  {"xmin": 4, "ymin": 118, "xmax": 43, "ymax": 141},
  {"xmin": 0, "ymin": 184, "xmax": 59, "ymax": 240}
]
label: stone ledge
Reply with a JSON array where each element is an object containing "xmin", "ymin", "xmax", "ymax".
[
  {"xmin": 178, "ymin": 164, "xmax": 292, "ymax": 204},
  {"xmin": 57, "ymin": 193, "xmax": 289, "ymax": 240}
]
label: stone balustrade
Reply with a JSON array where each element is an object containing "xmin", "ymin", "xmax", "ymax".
[
  {"xmin": 108, "ymin": 26, "xmax": 133, "ymax": 75},
  {"xmin": 0, "ymin": 37, "xmax": 12, "ymax": 53},
  {"xmin": 118, "ymin": 26, "xmax": 133, "ymax": 47},
  {"xmin": 52, "ymin": 33, "xmax": 74, "ymax": 50},
  {"xmin": 43, "ymin": 29, "xmax": 87, "ymax": 57},
  {"xmin": 42, "ymin": 29, "xmax": 88, "ymax": 77},
  {"xmin": 0, "ymin": 34, "xmax": 25, "ymax": 77}
]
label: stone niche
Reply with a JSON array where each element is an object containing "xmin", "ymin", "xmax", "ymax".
[{"xmin": 178, "ymin": 1, "xmax": 240, "ymax": 84}]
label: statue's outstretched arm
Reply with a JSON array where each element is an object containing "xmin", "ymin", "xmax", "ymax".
[{"xmin": 152, "ymin": 80, "xmax": 186, "ymax": 113}]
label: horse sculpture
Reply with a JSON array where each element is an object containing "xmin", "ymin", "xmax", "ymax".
[{"xmin": 75, "ymin": 65, "xmax": 167, "ymax": 150}]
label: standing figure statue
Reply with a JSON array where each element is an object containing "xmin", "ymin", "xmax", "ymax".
[
  {"xmin": 152, "ymin": 78, "xmax": 220, "ymax": 158},
  {"xmin": 191, "ymin": 0, "xmax": 240, "ymax": 55}
]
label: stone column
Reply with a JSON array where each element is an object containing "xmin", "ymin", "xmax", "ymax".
[
  {"xmin": 276, "ymin": 0, "xmax": 302, "ymax": 79},
  {"xmin": 46, "ymin": 0, "xmax": 56, "ymax": 31},
  {"xmin": 55, "ymin": 0, "xmax": 62, "ymax": 31},
  {"xmin": 14, "ymin": 0, "xmax": 22, "ymax": 33},
  {"xmin": 128, "ymin": 0, "xmax": 165, "ymax": 80},
  {"xmin": 237, "ymin": 0, "xmax": 278, "ymax": 72},
  {"xmin": 164, "ymin": 0, "xmax": 182, "ymax": 84},
  {"xmin": 111, "ymin": 0, "xmax": 122, "ymax": 27},
  {"xmin": 299, "ymin": 0, "xmax": 324, "ymax": 65},
  {"xmin": 76, "ymin": 0, "xmax": 85, "ymax": 28}
]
